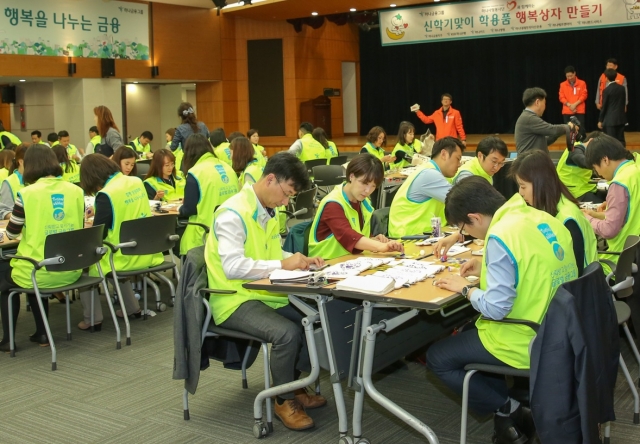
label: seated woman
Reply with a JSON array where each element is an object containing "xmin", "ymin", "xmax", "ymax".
[
  {"xmin": 391, "ymin": 121, "xmax": 422, "ymax": 168},
  {"xmin": 232, "ymin": 136, "xmax": 264, "ymax": 187},
  {"xmin": 248, "ymin": 128, "xmax": 267, "ymax": 167},
  {"xmin": 112, "ymin": 145, "xmax": 138, "ymax": 177},
  {"xmin": 143, "ymin": 149, "xmax": 186, "ymax": 201},
  {"xmin": 0, "ymin": 145, "xmax": 84, "ymax": 350},
  {"xmin": 209, "ymin": 128, "xmax": 232, "ymax": 166},
  {"xmin": 52, "ymin": 145, "xmax": 81, "ymax": 183},
  {"xmin": 360, "ymin": 126, "xmax": 395, "ymax": 166},
  {"xmin": 78, "ymin": 155, "xmax": 165, "ymax": 328},
  {"xmin": 511, "ymin": 151, "xmax": 597, "ymax": 276},
  {"xmin": 0, "ymin": 149, "xmax": 15, "ymax": 182},
  {"xmin": 312, "ymin": 127, "xmax": 339, "ymax": 163},
  {"xmin": 309, "ymin": 153, "xmax": 404, "ymax": 260},
  {"xmin": 0, "ymin": 144, "xmax": 28, "ymax": 221},
  {"xmin": 179, "ymin": 134, "xmax": 239, "ymax": 256}
]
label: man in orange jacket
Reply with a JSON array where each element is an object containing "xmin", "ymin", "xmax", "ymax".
[
  {"xmin": 412, "ymin": 94, "xmax": 466, "ymax": 146},
  {"xmin": 595, "ymin": 58, "xmax": 628, "ymax": 111},
  {"xmin": 559, "ymin": 66, "xmax": 587, "ymax": 129}
]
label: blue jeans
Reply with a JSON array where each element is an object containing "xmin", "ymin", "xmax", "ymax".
[{"xmin": 426, "ymin": 327, "xmax": 509, "ymax": 415}]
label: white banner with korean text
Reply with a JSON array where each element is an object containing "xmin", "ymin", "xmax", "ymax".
[
  {"xmin": 379, "ymin": 0, "xmax": 640, "ymax": 46},
  {"xmin": 1, "ymin": 0, "xmax": 149, "ymax": 59}
]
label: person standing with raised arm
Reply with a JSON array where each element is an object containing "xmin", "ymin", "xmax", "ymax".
[{"xmin": 411, "ymin": 93, "xmax": 466, "ymax": 145}]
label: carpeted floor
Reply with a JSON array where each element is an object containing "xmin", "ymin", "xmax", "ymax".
[{"xmin": 1, "ymin": 278, "xmax": 639, "ymax": 444}]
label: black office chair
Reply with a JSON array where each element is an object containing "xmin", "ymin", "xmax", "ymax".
[
  {"xmin": 370, "ymin": 207, "xmax": 390, "ymax": 237},
  {"xmin": 330, "ymin": 155, "xmax": 348, "ymax": 166},
  {"xmin": 304, "ymin": 158, "xmax": 327, "ymax": 175},
  {"xmin": 136, "ymin": 162, "xmax": 150, "ymax": 180},
  {"xmin": 312, "ymin": 165, "xmax": 345, "ymax": 197},
  {"xmin": 7, "ymin": 226, "xmax": 119, "ymax": 370},
  {"xmin": 105, "ymin": 215, "xmax": 180, "ymax": 345},
  {"xmin": 183, "ymin": 289, "xmax": 273, "ymax": 435}
]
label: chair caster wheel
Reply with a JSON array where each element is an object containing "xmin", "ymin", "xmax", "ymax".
[
  {"xmin": 156, "ymin": 302, "xmax": 167, "ymax": 312},
  {"xmin": 339, "ymin": 436, "xmax": 354, "ymax": 444},
  {"xmin": 355, "ymin": 439, "xmax": 370, "ymax": 444},
  {"xmin": 253, "ymin": 421, "xmax": 268, "ymax": 439}
]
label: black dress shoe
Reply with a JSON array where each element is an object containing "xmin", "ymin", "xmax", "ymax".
[
  {"xmin": 494, "ymin": 409, "xmax": 529, "ymax": 444},
  {"xmin": 29, "ymin": 334, "xmax": 50, "ymax": 347}
]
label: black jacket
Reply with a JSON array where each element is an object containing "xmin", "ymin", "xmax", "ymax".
[
  {"xmin": 529, "ymin": 263, "xmax": 619, "ymax": 444},
  {"xmin": 599, "ymin": 83, "xmax": 627, "ymax": 126}
]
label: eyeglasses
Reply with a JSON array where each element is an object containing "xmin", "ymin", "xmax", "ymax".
[
  {"xmin": 483, "ymin": 156, "xmax": 506, "ymax": 168},
  {"xmin": 278, "ymin": 180, "xmax": 296, "ymax": 199},
  {"xmin": 458, "ymin": 223, "xmax": 467, "ymax": 236}
]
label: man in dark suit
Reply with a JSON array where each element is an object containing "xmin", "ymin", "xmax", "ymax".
[{"xmin": 598, "ymin": 68, "xmax": 627, "ymax": 146}]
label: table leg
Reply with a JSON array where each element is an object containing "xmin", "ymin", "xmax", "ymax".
[{"xmin": 352, "ymin": 300, "xmax": 374, "ymax": 441}]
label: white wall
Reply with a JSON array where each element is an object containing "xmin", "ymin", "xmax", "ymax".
[
  {"xmin": 125, "ymin": 83, "xmax": 162, "ymax": 150},
  {"xmin": 9, "ymin": 82, "xmax": 54, "ymax": 143},
  {"xmin": 159, "ymin": 84, "xmax": 184, "ymax": 147},
  {"xmin": 81, "ymin": 78, "xmax": 123, "ymax": 147},
  {"xmin": 341, "ymin": 62, "xmax": 358, "ymax": 134}
]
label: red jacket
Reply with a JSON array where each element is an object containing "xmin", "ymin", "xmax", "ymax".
[
  {"xmin": 559, "ymin": 77, "xmax": 588, "ymax": 115},
  {"xmin": 416, "ymin": 106, "xmax": 466, "ymax": 141}
]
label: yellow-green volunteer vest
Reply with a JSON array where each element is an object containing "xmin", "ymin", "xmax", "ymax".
[
  {"xmin": 90, "ymin": 135, "xmax": 102, "ymax": 150},
  {"xmin": 66, "ymin": 144, "xmax": 79, "ymax": 159},
  {"xmin": 180, "ymin": 153, "xmax": 239, "ymax": 255},
  {"xmin": 0, "ymin": 131, "xmax": 21, "ymax": 149},
  {"xmin": 299, "ymin": 133, "xmax": 326, "ymax": 162},
  {"xmin": 61, "ymin": 161, "xmax": 81, "ymax": 183},
  {"xmin": 556, "ymin": 146, "xmax": 596, "ymax": 199},
  {"xmin": 12, "ymin": 177, "xmax": 84, "ymax": 288},
  {"xmin": 0, "ymin": 168, "xmax": 8, "ymax": 183},
  {"xmin": 325, "ymin": 141, "xmax": 339, "ymax": 163},
  {"xmin": 240, "ymin": 160, "xmax": 263, "ymax": 188},
  {"xmin": 601, "ymin": 161, "xmax": 640, "ymax": 273},
  {"xmin": 90, "ymin": 173, "xmax": 164, "ymax": 276},
  {"xmin": 556, "ymin": 194, "xmax": 598, "ymax": 268},
  {"xmin": 50, "ymin": 141, "xmax": 60, "ymax": 148},
  {"xmin": 253, "ymin": 144, "xmax": 267, "ymax": 167},
  {"xmin": 391, "ymin": 140, "xmax": 422, "ymax": 168},
  {"xmin": 309, "ymin": 185, "xmax": 373, "ymax": 260},
  {"xmin": 205, "ymin": 184, "xmax": 287, "ymax": 324},
  {"xmin": 477, "ymin": 195, "xmax": 578, "ymax": 369},
  {"xmin": 214, "ymin": 142, "xmax": 232, "ymax": 166},
  {"xmin": 362, "ymin": 142, "xmax": 385, "ymax": 161},
  {"xmin": 144, "ymin": 174, "xmax": 186, "ymax": 201},
  {"xmin": 453, "ymin": 157, "xmax": 493, "ymax": 185},
  {"xmin": 131, "ymin": 137, "xmax": 150, "ymax": 155},
  {"xmin": 4, "ymin": 171, "xmax": 24, "ymax": 202},
  {"xmin": 388, "ymin": 160, "xmax": 447, "ymax": 237}
]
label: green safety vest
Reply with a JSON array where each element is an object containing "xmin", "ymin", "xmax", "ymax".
[
  {"xmin": 0, "ymin": 168, "xmax": 8, "ymax": 183},
  {"xmin": 50, "ymin": 141, "xmax": 60, "ymax": 148},
  {"xmin": 61, "ymin": 161, "xmax": 81, "ymax": 183},
  {"xmin": 66, "ymin": 144, "xmax": 79, "ymax": 159},
  {"xmin": 4, "ymin": 171, "xmax": 24, "ymax": 202},
  {"xmin": 89, "ymin": 173, "xmax": 164, "ymax": 277},
  {"xmin": 214, "ymin": 142, "xmax": 232, "ymax": 166},
  {"xmin": 253, "ymin": 144, "xmax": 267, "ymax": 167},
  {"xmin": 239, "ymin": 160, "xmax": 263, "ymax": 188},
  {"xmin": 391, "ymin": 140, "xmax": 422, "ymax": 169},
  {"xmin": 144, "ymin": 174, "xmax": 186, "ymax": 201},
  {"xmin": 131, "ymin": 137, "xmax": 150, "ymax": 155},
  {"xmin": 453, "ymin": 157, "xmax": 493, "ymax": 185},
  {"xmin": 0, "ymin": 131, "xmax": 21, "ymax": 149},
  {"xmin": 388, "ymin": 160, "xmax": 447, "ymax": 237},
  {"xmin": 299, "ymin": 134, "xmax": 326, "ymax": 162},
  {"xmin": 556, "ymin": 146, "xmax": 596, "ymax": 199},
  {"xmin": 362, "ymin": 142, "xmax": 385, "ymax": 161},
  {"xmin": 180, "ymin": 153, "xmax": 239, "ymax": 255},
  {"xmin": 174, "ymin": 147, "xmax": 184, "ymax": 172},
  {"xmin": 600, "ymin": 161, "xmax": 640, "ymax": 274},
  {"xmin": 90, "ymin": 135, "xmax": 102, "ymax": 148},
  {"xmin": 325, "ymin": 141, "xmax": 339, "ymax": 163},
  {"xmin": 309, "ymin": 184, "xmax": 373, "ymax": 260},
  {"xmin": 477, "ymin": 194, "xmax": 578, "ymax": 369},
  {"xmin": 556, "ymin": 194, "xmax": 598, "ymax": 268},
  {"xmin": 205, "ymin": 184, "xmax": 287, "ymax": 324},
  {"xmin": 11, "ymin": 177, "xmax": 84, "ymax": 288}
]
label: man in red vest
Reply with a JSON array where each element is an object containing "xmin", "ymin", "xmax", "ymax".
[
  {"xmin": 412, "ymin": 93, "xmax": 466, "ymax": 146},
  {"xmin": 559, "ymin": 65, "xmax": 587, "ymax": 129},
  {"xmin": 595, "ymin": 58, "xmax": 627, "ymax": 112}
]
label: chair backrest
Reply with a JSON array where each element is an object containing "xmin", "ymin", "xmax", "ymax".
[
  {"xmin": 303, "ymin": 222, "xmax": 312, "ymax": 256},
  {"xmin": 312, "ymin": 165, "xmax": 345, "ymax": 187},
  {"xmin": 370, "ymin": 207, "xmax": 390, "ymax": 237},
  {"xmin": 291, "ymin": 186, "xmax": 317, "ymax": 220},
  {"xmin": 136, "ymin": 162, "xmax": 150, "ymax": 180},
  {"xmin": 119, "ymin": 214, "xmax": 178, "ymax": 255},
  {"xmin": 304, "ymin": 159, "xmax": 326, "ymax": 173},
  {"xmin": 44, "ymin": 226, "xmax": 107, "ymax": 272},
  {"xmin": 612, "ymin": 235, "xmax": 640, "ymax": 297},
  {"xmin": 330, "ymin": 156, "xmax": 348, "ymax": 166}
]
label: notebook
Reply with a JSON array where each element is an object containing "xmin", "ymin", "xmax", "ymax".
[
  {"xmin": 269, "ymin": 269, "xmax": 314, "ymax": 284},
  {"xmin": 335, "ymin": 275, "xmax": 396, "ymax": 296}
]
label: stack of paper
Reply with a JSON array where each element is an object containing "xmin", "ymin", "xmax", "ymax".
[
  {"xmin": 335, "ymin": 276, "xmax": 396, "ymax": 295},
  {"xmin": 447, "ymin": 244, "xmax": 471, "ymax": 256},
  {"xmin": 323, "ymin": 257, "xmax": 394, "ymax": 279},
  {"xmin": 269, "ymin": 269, "xmax": 313, "ymax": 284}
]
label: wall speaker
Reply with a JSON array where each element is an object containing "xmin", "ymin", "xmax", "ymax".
[
  {"xmin": 101, "ymin": 58, "xmax": 116, "ymax": 78},
  {"xmin": 1, "ymin": 86, "xmax": 16, "ymax": 104}
]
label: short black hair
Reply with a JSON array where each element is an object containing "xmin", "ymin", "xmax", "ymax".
[
  {"xmin": 57, "ymin": 130, "xmax": 70, "ymax": 138},
  {"xmin": 604, "ymin": 68, "xmax": 617, "ymax": 82},
  {"xmin": 247, "ymin": 129, "xmax": 259, "ymax": 138},
  {"xmin": 263, "ymin": 152, "xmax": 310, "ymax": 192},
  {"xmin": 431, "ymin": 136, "xmax": 465, "ymax": 159},
  {"xmin": 228, "ymin": 131, "xmax": 245, "ymax": 142},
  {"xmin": 89, "ymin": 126, "xmax": 98, "ymax": 134},
  {"xmin": 141, "ymin": 131, "xmax": 153, "ymax": 140},
  {"xmin": 23, "ymin": 144, "xmax": 63, "ymax": 185},
  {"xmin": 346, "ymin": 153, "xmax": 384, "ymax": 187},
  {"xmin": 441, "ymin": 93, "xmax": 452, "ymax": 101},
  {"xmin": 585, "ymin": 130, "xmax": 603, "ymax": 141},
  {"xmin": 476, "ymin": 136, "xmax": 508, "ymax": 158},
  {"xmin": 31, "ymin": 130, "xmax": 41, "ymax": 138},
  {"xmin": 522, "ymin": 87, "xmax": 547, "ymax": 107},
  {"xmin": 209, "ymin": 128, "xmax": 227, "ymax": 147},
  {"xmin": 80, "ymin": 154, "xmax": 121, "ymax": 195},
  {"xmin": 585, "ymin": 134, "xmax": 632, "ymax": 166},
  {"xmin": 606, "ymin": 58, "xmax": 618, "ymax": 66},
  {"xmin": 444, "ymin": 176, "xmax": 506, "ymax": 226},
  {"xmin": 47, "ymin": 132, "xmax": 59, "ymax": 143},
  {"xmin": 299, "ymin": 122, "xmax": 313, "ymax": 134},
  {"xmin": 564, "ymin": 65, "xmax": 576, "ymax": 74}
]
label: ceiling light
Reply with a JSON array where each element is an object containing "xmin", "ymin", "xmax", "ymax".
[
  {"xmin": 350, "ymin": 8, "xmax": 356, "ymax": 12},
  {"xmin": 390, "ymin": 4, "xmax": 397, "ymax": 7},
  {"xmin": 311, "ymin": 12, "xmax": 318, "ymax": 16},
  {"xmin": 434, "ymin": 0, "xmax": 440, "ymax": 2},
  {"xmin": 19, "ymin": 79, "xmax": 26, "ymax": 82},
  {"xmin": 133, "ymin": 81, "xmax": 139, "ymax": 84}
]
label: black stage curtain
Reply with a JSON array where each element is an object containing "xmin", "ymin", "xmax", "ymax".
[{"xmin": 360, "ymin": 26, "xmax": 639, "ymax": 137}]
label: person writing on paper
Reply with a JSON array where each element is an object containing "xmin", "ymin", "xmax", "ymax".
[
  {"xmin": 556, "ymin": 131, "xmax": 605, "ymax": 203},
  {"xmin": 143, "ymin": 149, "xmax": 186, "ymax": 201},
  {"xmin": 205, "ymin": 152, "xmax": 326, "ymax": 431},
  {"xmin": 511, "ymin": 150, "xmax": 597, "ymax": 276},
  {"xmin": 391, "ymin": 121, "xmax": 422, "ymax": 169},
  {"xmin": 309, "ymin": 154, "xmax": 404, "ymax": 260},
  {"xmin": 360, "ymin": 126, "xmax": 395, "ymax": 165},
  {"xmin": 428, "ymin": 177, "xmax": 577, "ymax": 444},
  {"xmin": 411, "ymin": 94, "xmax": 466, "ymax": 144},
  {"xmin": 112, "ymin": 146, "xmax": 138, "ymax": 177},
  {"xmin": 388, "ymin": 137, "xmax": 464, "ymax": 237},
  {"xmin": 452, "ymin": 136, "xmax": 508, "ymax": 185}
]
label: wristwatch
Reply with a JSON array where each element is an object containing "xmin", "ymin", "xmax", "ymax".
[{"xmin": 461, "ymin": 285, "xmax": 472, "ymax": 299}]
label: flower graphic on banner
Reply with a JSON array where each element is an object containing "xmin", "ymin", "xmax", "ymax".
[
  {"xmin": 623, "ymin": 0, "xmax": 640, "ymax": 20},
  {"xmin": 386, "ymin": 13, "xmax": 408, "ymax": 40},
  {"xmin": 0, "ymin": 36, "xmax": 149, "ymax": 59}
]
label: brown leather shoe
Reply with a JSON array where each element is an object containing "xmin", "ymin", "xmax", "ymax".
[
  {"xmin": 274, "ymin": 398, "xmax": 314, "ymax": 431},
  {"xmin": 294, "ymin": 388, "xmax": 327, "ymax": 409}
]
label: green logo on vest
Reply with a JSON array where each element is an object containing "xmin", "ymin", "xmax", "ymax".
[
  {"xmin": 215, "ymin": 164, "xmax": 230, "ymax": 184},
  {"xmin": 537, "ymin": 223, "xmax": 564, "ymax": 261},
  {"xmin": 52, "ymin": 194, "xmax": 65, "ymax": 221}
]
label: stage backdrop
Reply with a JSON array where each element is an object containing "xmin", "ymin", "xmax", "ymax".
[{"xmin": 360, "ymin": 25, "xmax": 639, "ymax": 136}]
